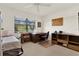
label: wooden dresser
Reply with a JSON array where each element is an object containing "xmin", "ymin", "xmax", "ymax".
[
  {"xmin": 21, "ymin": 33, "xmax": 32, "ymax": 43},
  {"xmin": 52, "ymin": 33, "xmax": 79, "ymax": 52}
]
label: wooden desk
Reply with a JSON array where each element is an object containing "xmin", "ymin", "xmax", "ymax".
[
  {"xmin": 31, "ymin": 33, "xmax": 46, "ymax": 43},
  {"xmin": 21, "ymin": 32, "xmax": 46, "ymax": 43}
]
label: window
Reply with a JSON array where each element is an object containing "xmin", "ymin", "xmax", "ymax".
[{"xmin": 15, "ymin": 17, "xmax": 35, "ymax": 33}]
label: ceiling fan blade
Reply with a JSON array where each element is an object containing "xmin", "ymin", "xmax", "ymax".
[{"xmin": 34, "ymin": 3, "xmax": 51, "ymax": 6}]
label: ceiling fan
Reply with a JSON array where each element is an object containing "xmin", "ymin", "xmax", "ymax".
[{"xmin": 24, "ymin": 3, "xmax": 51, "ymax": 12}]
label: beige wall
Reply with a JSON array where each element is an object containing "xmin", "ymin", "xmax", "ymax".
[
  {"xmin": 0, "ymin": 5, "xmax": 43, "ymax": 33},
  {"xmin": 0, "ymin": 5, "xmax": 79, "ymax": 34},
  {"xmin": 42, "ymin": 8, "xmax": 78, "ymax": 33}
]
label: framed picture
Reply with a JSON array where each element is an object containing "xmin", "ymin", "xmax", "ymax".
[
  {"xmin": 52, "ymin": 17, "xmax": 63, "ymax": 26},
  {"xmin": 37, "ymin": 22, "xmax": 41, "ymax": 27}
]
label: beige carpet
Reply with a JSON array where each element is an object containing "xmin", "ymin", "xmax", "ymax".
[
  {"xmin": 39, "ymin": 40, "xmax": 51, "ymax": 48},
  {"xmin": 21, "ymin": 42, "xmax": 79, "ymax": 56}
]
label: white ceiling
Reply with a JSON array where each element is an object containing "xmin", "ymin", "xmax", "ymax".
[{"xmin": 0, "ymin": 3, "xmax": 79, "ymax": 16}]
